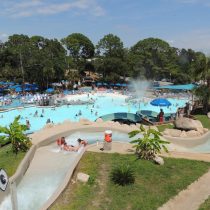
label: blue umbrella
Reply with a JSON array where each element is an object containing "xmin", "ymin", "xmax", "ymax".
[
  {"xmin": 46, "ymin": 88, "xmax": 54, "ymax": 93},
  {"xmin": 24, "ymin": 87, "xmax": 31, "ymax": 91},
  {"xmin": 15, "ymin": 87, "xmax": 22, "ymax": 92},
  {"xmin": 150, "ymin": 98, "xmax": 172, "ymax": 107},
  {"xmin": 9, "ymin": 85, "xmax": 21, "ymax": 89}
]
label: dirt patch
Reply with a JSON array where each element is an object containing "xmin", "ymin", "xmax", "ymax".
[{"xmin": 91, "ymin": 163, "xmax": 110, "ymax": 208}]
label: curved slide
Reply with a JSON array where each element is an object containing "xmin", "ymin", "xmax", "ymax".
[
  {"xmin": 97, "ymin": 112, "xmax": 141, "ymax": 124},
  {"xmin": 0, "ymin": 142, "xmax": 84, "ymax": 210}
]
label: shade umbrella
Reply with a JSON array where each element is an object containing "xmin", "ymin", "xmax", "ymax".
[
  {"xmin": 150, "ymin": 98, "xmax": 172, "ymax": 107},
  {"xmin": 115, "ymin": 83, "xmax": 122, "ymax": 87},
  {"xmin": 15, "ymin": 87, "xmax": 22, "ymax": 92},
  {"xmin": 46, "ymin": 88, "xmax": 54, "ymax": 93},
  {"xmin": 9, "ymin": 85, "xmax": 19, "ymax": 89}
]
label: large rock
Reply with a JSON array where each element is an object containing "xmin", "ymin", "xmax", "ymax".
[
  {"xmin": 77, "ymin": 172, "xmax": 89, "ymax": 183},
  {"xmin": 186, "ymin": 130, "xmax": 201, "ymax": 137},
  {"xmin": 96, "ymin": 118, "xmax": 103, "ymax": 123},
  {"xmin": 180, "ymin": 131, "xmax": 187, "ymax": 138},
  {"xmin": 42, "ymin": 123, "xmax": 54, "ymax": 129},
  {"xmin": 204, "ymin": 128, "xmax": 209, "ymax": 133},
  {"xmin": 154, "ymin": 156, "xmax": 164, "ymax": 165},
  {"xmin": 79, "ymin": 118, "xmax": 92, "ymax": 125},
  {"xmin": 197, "ymin": 127, "xmax": 205, "ymax": 135},
  {"xmin": 174, "ymin": 117, "xmax": 203, "ymax": 131},
  {"xmin": 163, "ymin": 128, "xmax": 182, "ymax": 137}
]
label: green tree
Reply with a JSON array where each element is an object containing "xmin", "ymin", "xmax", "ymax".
[
  {"xmin": 61, "ymin": 33, "xmax": 94, "ymax": 71},
  {"xmin": 26, "ymin": 37, "xmax": 66, "ymax": 89},
  {"xmin": 5, "ymin": 34, "xmax": 31, "ymax": 84},
  {"xmin": 129, "ymin": 125, "xmax": 169, "ymax": 160},
  {"xmin": 0, "ymin": 116, "xmax": 32, "ymax": 155},
  {"xmin": 130, "ymin": 38, "xmax": 171, "ymax": 80},
  {"xmin": 194, "ymin": 85, "xmax": 210, "ymax": 114},
  {"xmin": 95, "ymin": 34, "xmax": 127, "ymax": 80},
  {"xmin": 96, "ymin": 34, "xmax": 124, "ymax": 58}
]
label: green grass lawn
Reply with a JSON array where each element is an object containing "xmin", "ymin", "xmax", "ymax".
[
  {"xmin": 51, "ymin": 152, "xmax": 210, "ymax": 210},
  {"xmin": 0, "ymin": 144, "xmax": 26, "ymax": 177},
  {"xmin": 199, "ymin": 196, "xmax": 210, "ymax": 210},
  {"xmin": 157, "ymin": 123, "xmax": 174, "ymax": 132},
  {"xmin": 194, "ymin": 115, "xmax": 210, "ymax": 129}
]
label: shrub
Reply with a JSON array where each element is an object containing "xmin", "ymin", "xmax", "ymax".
[
  {"xmin": 0, "ymin": 115, "xmax": 32, "ymax": 154},
  {"xmin": 129, "ymin": 125, "xmax": 169, "ymax": 160},
  {"xmin": 110, "ymin": 164, "xmax": 135, "ymax": 186}
]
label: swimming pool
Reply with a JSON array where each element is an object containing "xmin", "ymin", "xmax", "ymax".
[{"xmin": 0, "ymin": 93, "xmax": 187, "ymax": 132}]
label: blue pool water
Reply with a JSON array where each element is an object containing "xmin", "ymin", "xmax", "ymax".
[{"xmin": 0, "ymin": 93, "xmax": 187, "ymax": 132}]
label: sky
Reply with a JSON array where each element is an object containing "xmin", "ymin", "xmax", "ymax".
[{"xmin": 1, "ymin": 0, "xmax": 210, "ymax": 53}]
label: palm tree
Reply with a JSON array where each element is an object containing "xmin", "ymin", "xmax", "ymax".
[
  {"xmin": 128, "ymin": 125, "xmax": 169, "ymax": 160},
  {"xmin": 0, "ymin": 116, "xmax": 32, "ymax": 154}
]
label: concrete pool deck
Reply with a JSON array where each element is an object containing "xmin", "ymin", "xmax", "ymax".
[{"xmin": 87, "ymin": 141, "xmax": 210, "ymax": 162}]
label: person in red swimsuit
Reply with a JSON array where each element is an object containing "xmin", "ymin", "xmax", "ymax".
[{"xmin": 158, "ymin": 109, "xmax": 164, "ymax": 123}]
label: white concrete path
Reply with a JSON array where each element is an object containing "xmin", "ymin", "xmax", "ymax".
[{"xmin": 158, "ymin": 169, "xmax": 210, "ymax": 210}]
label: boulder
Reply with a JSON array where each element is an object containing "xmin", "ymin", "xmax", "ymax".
[
  {"xmin": 79, "ymin": 118, "xmax": 92, "ymax": 125},
  {"xmin": 130, "ymin": 124, "xmax": 138, "ymax": 130},
  {"xmin": 174, "ymin": 117, "xmax": 203, "ymax": 131},
  {"xmin": 42, "ymin": 123, "xmax": 54, "ymax": 129},
  {"xmin": 208, "ymin": 112, "xmax": 210, "ymax": 119},
  {"xmin": 163, "ymin": 128, "xmax": 170, "ymax": 135},
  {"xmin": 154, "ymin": 156, "xmax": 164, "ymax": 165},
  {"xmin": 186, "ymin": 130, "xmax": 200, "ymax": 137},
  {"xmin": 204, "ymin": 128, "xmax": 209, "ymax": 133},
  {"xmin": 96, "ymin": 118, "xmax": 103, "ymax": 123},
  {"xmin": 197, "ymin": 127, "xmax": 205, "ymax": 135},
  {"xmin": 180, "ymin": 131, "xmax": 187, "ymax": 138},
  {"xmin": 77, "ymin": 172, "xmax": 89, "ymax": 183},
  {"xmin": 163, "ymin": 128, "xmax": 181, "ymax": 137}
]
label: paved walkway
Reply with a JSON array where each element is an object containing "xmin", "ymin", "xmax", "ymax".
[{"xmin": 158, "ymin": 169, "xmax": 210, "ymax": 210}]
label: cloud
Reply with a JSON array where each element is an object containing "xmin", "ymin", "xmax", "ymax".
[
  {"xmin": 169, "ymin": 29, "xmax": 210, "ymax": 54},
  {"xmin": 1, "ymin": 0, "xmax": 105, "ymax": 18},
  {"xmin": 0, "ymin": 33, "xmax": 9, "ymax": 41}
]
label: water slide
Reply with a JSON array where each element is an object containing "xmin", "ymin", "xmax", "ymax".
[
  {"xmin": 98, "ymin": 112, "xmax": 141, "ymax": 124},
  {"xmin": 0, "ymin": 142, "xmax": 84, "ymax": 210}
]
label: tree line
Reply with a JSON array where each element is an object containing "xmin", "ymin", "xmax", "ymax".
[{"xmin": 0, "ymin": 33, "xmax": 210, "ymax": 90}]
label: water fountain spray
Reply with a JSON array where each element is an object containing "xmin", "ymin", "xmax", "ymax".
[{"xmin": 129, "ymin": 79, "xmax": 151, "ymax": 110}]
